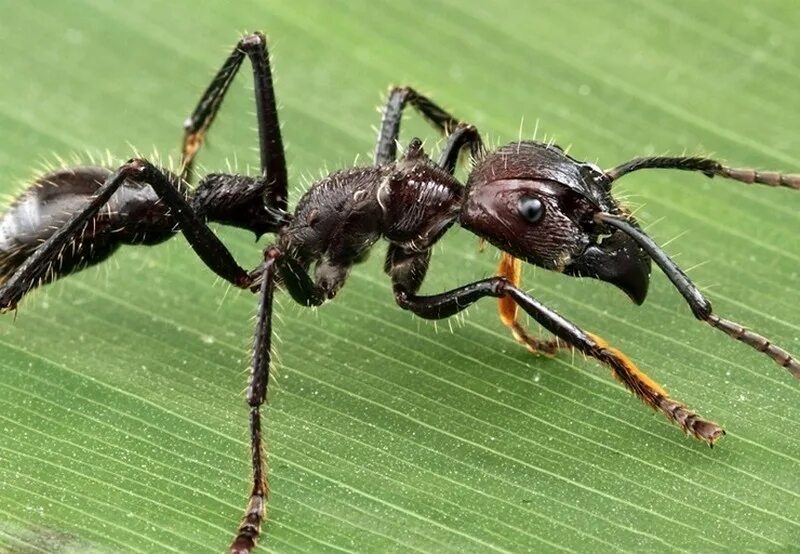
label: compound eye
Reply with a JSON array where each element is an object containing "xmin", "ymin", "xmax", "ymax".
[{"xmin": 518, "ymin": 196, "xmax": 544, "ymax": 223}]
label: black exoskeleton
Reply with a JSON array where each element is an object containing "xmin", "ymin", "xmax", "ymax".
[{"xmin": 1, "ymin": 32, "xmax": 799, "ymax": 554}]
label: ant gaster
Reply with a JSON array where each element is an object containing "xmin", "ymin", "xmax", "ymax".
[{"xmin": 1, "ymin": 32, "xmax": 799, "ymax": 554}]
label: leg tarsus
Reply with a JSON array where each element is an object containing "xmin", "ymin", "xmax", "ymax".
[
  {"xmin": 508, "ymin": 321, "xmax": 561, "ymax": 357},
  {"xmin": 587, "ymin": 332, "xmax": 725, "ymax": 445},
  {"xmin": 229, "ymin": 407, "xmax": 268, "ymax": 554}
]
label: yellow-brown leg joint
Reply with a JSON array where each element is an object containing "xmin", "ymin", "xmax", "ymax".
[{"xmin": 496, "ymin": 252, "xmax": 560, "ymax": 356}]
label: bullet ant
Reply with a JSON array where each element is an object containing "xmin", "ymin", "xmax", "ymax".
[{"xmin": 1, "ymin": 32, "xmax": 798, "ymax": 553}]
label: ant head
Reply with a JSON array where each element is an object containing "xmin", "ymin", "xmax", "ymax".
[{"xmin": 460, "ymin": 141, "xmax": 652, "ymax": 304}]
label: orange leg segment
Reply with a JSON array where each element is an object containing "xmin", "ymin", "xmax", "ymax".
[
  {"xmin": 587, "ymin": 332, "xmax": 725, "ymax": 445},
  {"xmin": 497, "ymin": 252, "xmax": 561, "ymax": 356},
  {"xmin": 495, "ymin": 252, "xmax": 723, "ymax": 444}
]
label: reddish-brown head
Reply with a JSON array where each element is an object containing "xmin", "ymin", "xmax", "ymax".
[{"xmin": 460, "ymin": 141, "xmax": 652, "ymax": 304}]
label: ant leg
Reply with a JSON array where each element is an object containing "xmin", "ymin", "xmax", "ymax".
[
  {"xmin": 278, "ymin": 256, "xmax": 328, "ymax": 306},
  {"xmin": 605, "ymin": 156, "xmax": 800, "ymax": 191},
  {"xmin": 386, "ymin": 245, "xmax": 560, "ymax": 357},
  {"xmin": 392, "ymin": 278, "xmax": 725, "ymax": 445},
  {"xmin": 229, "ymin": 248, "xmax": 279, "ymax": 554},
  {"xmin": 248, "ymin": 252, "xmax": 343, "ymax": 306},
  {"xmin": 597, "ymin": 213, "xmax": 800, "ymax": 379},
  {"xmin": 375, "ymin": 86, "xmax": 483, "ymax": 166},
  {"xmin": 0, "ymin": 159, "xmax": 251, "ymax": 311},
  {"xmin": 181, "ymin": 32, "xmax": 288, "ymax": 212},
  {"xmin": 496, "ymin": 253, "xmax": 561, "ymax": 356},
  {"xmin": 437, "ymin": 123, "xmax": 483, "ymax": 174}
]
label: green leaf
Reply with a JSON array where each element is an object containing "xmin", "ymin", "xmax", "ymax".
[{"xmin": 1, "ymin": 1, "xmax": 799, "ymax": 552}]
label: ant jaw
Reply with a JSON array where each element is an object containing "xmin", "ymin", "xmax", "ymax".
[{"xmin": 563, "ymin": 230, "xmax": 652, "ymax": 305}]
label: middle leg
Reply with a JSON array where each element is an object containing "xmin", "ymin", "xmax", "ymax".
[{"xmin": 229, "ymin": 247, "xmax": 280, "ymax": 554}]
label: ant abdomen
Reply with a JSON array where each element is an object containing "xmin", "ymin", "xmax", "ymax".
[{"xmin": 0, "ymin": 166, "xmax": 178, "ymax": 288}]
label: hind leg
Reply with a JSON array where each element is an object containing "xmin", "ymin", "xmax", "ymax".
[
  {"xmin": 181, "ymin": 32, "xmax": 288, "ymax": 214},
  {"xmin": 0, "ymin": 166, "xmax": 121, "ymax": 286},
  {"xmin": 0, "ymin": 159, "xmax": 253, "ymax": 311}
]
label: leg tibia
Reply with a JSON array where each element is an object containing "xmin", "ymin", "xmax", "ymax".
[
  {"xmin": 181, "ymin": 32, "xmax": 288, "ymax": 212},
  {"xmin": 229, "ymin": 251, "xmax": 278, "ymax": 554},
  {"xmin": 375, "ymin": 86, "xmax": 464, "ymax": 165}
]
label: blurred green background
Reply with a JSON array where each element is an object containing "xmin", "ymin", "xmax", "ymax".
[{"xmin": 1, "ymin": 1, "xmax": 799, "ymax": 552}]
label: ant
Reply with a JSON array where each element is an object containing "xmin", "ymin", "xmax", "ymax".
[{"xmin": 1, "ymin": 32, "xmax": 799, "ymax": 554}]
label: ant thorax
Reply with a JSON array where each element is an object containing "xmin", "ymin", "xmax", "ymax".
[
  {"xmin": 280, "ymin": 143, "xmax": 462, "ymax": 272},
  {"xmin": 377, "ymin": 142, "xmax": 463, "ymax": 253}
]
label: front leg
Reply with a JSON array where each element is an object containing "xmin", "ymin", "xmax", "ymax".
[
  {"xmin": 387, "ymin": 244, "xmax": 561, "ymax": 357},
  {"xmin": 392, "ymin": 276, "xmax": 725, "ymax": 445},
  {"xmin": 495, "ymin": 252, "xmax": 561, "ymax": 356}
]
